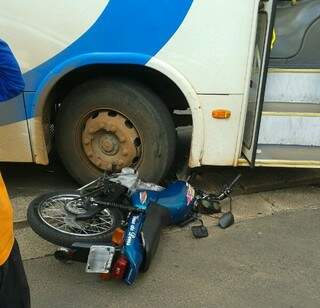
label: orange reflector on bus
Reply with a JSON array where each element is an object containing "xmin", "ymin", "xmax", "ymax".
[{"xmin": 212, "ymin": 109, "xmax": 231, "ymax": 119}]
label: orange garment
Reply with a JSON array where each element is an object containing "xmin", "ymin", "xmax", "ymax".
[{"xmin": 0, "ymin": 172, "xmax": 14, "ymax": 265}]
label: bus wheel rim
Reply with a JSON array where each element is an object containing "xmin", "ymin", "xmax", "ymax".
[{"xmin": 82, "ymin": 110, "xmax": 142, "ymax": 171}]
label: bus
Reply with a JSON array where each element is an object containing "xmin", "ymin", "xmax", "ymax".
[{"xmin": 1, "ymin": 0, "xmax": 319, "ymax": 184}]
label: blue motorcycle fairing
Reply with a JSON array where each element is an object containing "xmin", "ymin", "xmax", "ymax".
[
  {"xmin": 123, "ymin": 181, "xmax": 194, "ymax": 284},
  {"xmin": 123, "ymin": 213, "xmax": 145, "ymax": 285},
  {"xmin": 131, "ymin": 181, "xmax": 194, "ymax": 224}
]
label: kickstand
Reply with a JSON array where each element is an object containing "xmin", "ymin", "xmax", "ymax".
[{"xmin": 178, "ymin": 214, "xmax": 198, "ymax": 227}]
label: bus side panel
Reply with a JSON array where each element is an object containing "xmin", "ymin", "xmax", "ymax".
[
  {"xmin": 23, "ymin": 92, "xmax": 48, "ymax": 165},
  {"xmin": 0, "ymin": 96, "xmax": 32, "ymax": 162},
  {"xmin": 153, "ymin": 0, "xmax": 257, "ymax": 94},
  {"xmin": 0, "ymin": 0, "xmax": 109, "ymax": 75},
  {"xmin": 150, "ymin": 0, "xmax": 259, "ymax": 164},
  {"xmin": 200, "ymin": 95, "xmax": 245, "ymax": 166}
]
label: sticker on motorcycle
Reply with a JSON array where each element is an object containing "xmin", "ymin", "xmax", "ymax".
[
  {"xmin": 186, "ymin": 184, "xmax": 195, "ymax": 206},
  {"xmin": 139, "ymin": 191, "xmax": 148, "ymax": 205}
]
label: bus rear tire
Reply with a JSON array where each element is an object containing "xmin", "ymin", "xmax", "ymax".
[{"xmin": 55, "ymin": 78, "xmax": 176, "ymax": 185}]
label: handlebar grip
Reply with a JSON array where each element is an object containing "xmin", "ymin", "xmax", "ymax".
[{"xmin": 228, "ymin": 174, "xmax": 241, "ymax": 190}]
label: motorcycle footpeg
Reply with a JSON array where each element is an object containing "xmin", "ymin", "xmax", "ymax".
[
  {"xmin": 191, "ymin": 219, "xmax": 208, "ymax": 239},
  {"xmin": 191, "ymin": 225, "xmax": 209, "ymax": 239}
]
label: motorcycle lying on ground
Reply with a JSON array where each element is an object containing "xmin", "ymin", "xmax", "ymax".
[{"xmin": 27, "ymin": 168, "xmax": 240, "ymax": 285}]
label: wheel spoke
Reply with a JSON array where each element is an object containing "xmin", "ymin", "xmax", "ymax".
[{"xmin": 38, "ymin": 194, "xmax": 114, "ymax": 237}]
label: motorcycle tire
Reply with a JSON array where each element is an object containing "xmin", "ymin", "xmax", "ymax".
[{"xmin": 27, "ymin": 191, "xmax": 123, "ymax": 248}]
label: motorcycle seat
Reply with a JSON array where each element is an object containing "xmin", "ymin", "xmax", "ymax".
[{"xmin": 140, "ymin": 203, "xmax": 170, "ymax": 273}]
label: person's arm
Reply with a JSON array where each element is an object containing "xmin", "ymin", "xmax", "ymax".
[{"xmin": 0, "ymin": 39, "xmax": 25, "ymax": 102}]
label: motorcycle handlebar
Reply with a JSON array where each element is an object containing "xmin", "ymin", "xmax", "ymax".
[
  {"xmin": 206, "ymin": 174, "xmax": 241, "ymax": 202},
  {"xmin": 228, "ymin": 174, "xmax": 241, "ymax": 191}
]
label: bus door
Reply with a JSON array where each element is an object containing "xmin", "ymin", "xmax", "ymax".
[{"xmin": 242, "ymin": 0, "xmax": 277, "ymax": 166}]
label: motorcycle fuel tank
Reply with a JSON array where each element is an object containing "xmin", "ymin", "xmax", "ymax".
[
  {"xmin": 131, "ymin": 180, "xmax": 195, "ymax": 225},
  {"xmin": 155, "ymin": 181, "xmax": 195, "ymax": 224}
]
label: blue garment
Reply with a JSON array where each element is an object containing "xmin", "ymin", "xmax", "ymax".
[{"xmin": 0, "ymin": 39, "xmax": 25, "ymax": 102}]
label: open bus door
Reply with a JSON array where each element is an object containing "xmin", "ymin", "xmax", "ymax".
[{"xmin": 242, "ymin": 0, "xmax": 277, "ymax": 166}]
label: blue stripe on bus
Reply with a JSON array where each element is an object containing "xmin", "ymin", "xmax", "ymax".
[{"xmin": 21, "ymin": 0, "xmax": 193, "ymax": 120}]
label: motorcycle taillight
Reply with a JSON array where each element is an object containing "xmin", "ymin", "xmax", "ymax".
[{"xmin": 112, "ymin": 255, "xmax": 128, "ymax": 279}]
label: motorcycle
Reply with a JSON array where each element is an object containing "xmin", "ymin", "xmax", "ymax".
[{"xmin": 27, "ymin": 168, "xmax": 240, "ymax": 285}]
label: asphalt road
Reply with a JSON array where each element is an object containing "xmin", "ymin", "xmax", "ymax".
[
  {"xmin": 24, "ymin": 208, "xmax": 320, "ymax": 308},
  {"xmin": 2, "ymin": 160, "xmax": 319, "ymax": 308}
]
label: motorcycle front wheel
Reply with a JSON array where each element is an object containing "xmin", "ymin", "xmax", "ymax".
[{"xmin": 27, "ymin": 191, "xmax": 122, "ymax": 248}]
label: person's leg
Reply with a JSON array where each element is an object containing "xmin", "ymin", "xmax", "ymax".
[{"xmin": 0, "ymin": 240, "xmax": 30, "ymax": 308}]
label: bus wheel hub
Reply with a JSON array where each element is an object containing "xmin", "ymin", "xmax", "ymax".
[
  {"xmin": 100, "ymin": 135, "xmax": 119, "ymax": 155},
  {"xmin": 82, "ymin": 111, "xmax": 141, "ymax": 171}
]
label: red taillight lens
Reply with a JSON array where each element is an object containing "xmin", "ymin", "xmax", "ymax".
[{"xmin": 112, "ymin": 255, "xmax": 128, "ymax": 279}]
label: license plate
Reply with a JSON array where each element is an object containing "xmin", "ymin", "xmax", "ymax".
[{"xmin": 85, "ymin": 246, "xmax": 115, "ymax": 273}]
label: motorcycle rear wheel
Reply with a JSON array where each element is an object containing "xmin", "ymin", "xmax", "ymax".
[{"xmin": 27, "ymin": 191, "xmax": 122, "ymax": 248}]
